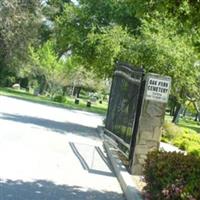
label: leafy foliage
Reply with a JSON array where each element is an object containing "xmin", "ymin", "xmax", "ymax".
[
  {"xmin": 53, "ymin": 0, "xmax": 141, "ymax": 77},
  {"xmin": 162, "ymin": 121, "xmax": 184, "ymax": 142},
  {"xmin": 0, "ymin": 0, "xmax": 42, "ymax": 79},
  {"xmin": 28, "ymin": 41, "xmax": 110, "ymax": 96},
  {"xmin": 1, "ymin": 0, "xmax": 200, "ymax": 106},
  {"xmin": 144, "ymin": 151, "xmax": 200, "ymax": 200},
  {"xmin": 162, "ymin": 121, "xmax": 200, "ymax": 157},
  {"xmin": 173, "ymin": 132, "xmax": 200, "ymax": 157},
  {"xmin": 53, "ymin": 95, "xmax": 66, "ymax": 103},
  {"xmin": 52, "ymin": 0, "xmax": 200, "ymax": 104},
  {"xmin": 28, "ymin": 41, "xmax": 69, "ymax": 95}
]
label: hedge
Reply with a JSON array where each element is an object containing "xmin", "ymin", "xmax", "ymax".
[
  {"xmin": 144, "ymin": 151, "xmax": 200, "ymax": 200},
  {"xmin": 161, "ymin": 122, "xmax": 200, "ymax": 157}
]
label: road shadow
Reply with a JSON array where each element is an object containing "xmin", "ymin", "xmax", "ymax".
[
  {"xmin": 69, "ymin": 142, "xmax": 114, "ymax": 177},
  {"xmin": 0, "ymin": 113, "xmax": 99, "ymax": 139},
  {"xmin": 0, "ymin": 179, "xmax": 124, "ymax": 200}
]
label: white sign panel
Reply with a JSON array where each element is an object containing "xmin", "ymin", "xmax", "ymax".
[{"xmin": 145, "ymin": 76, "xmax": 171, "ymax": 103}]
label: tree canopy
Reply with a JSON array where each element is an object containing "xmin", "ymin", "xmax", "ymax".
[
  {"xmin": 0, "ymin": 0, "xmax": 43, "ymax": 82},
  {"xmin": 0, "ymin": 0, "xmax": 200, "ymax": 108}
]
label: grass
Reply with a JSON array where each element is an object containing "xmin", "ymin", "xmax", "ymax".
[
  {"xmin": 164, "ymin": 114, "xmax": 200, "ymax": 134},
  {"xmin": 0, "ymin": 87, "xmax": 108, "ymax": 115},
  {"xmin": 178, "ymin": 118, "xmax": 200, "ymax": 133}
]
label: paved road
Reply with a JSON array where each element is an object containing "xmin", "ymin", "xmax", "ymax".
[{"xmin": 0, "ymin": 96, "xmax": 125, "ymax": 200}]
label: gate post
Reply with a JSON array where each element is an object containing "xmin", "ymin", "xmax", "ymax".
[{"xmin": 130, "ymin": 73, "xmax": 171, "ymax": 175}]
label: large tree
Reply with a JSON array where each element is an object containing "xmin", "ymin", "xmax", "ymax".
[
  {"xmin": 51, "ymin": 0, "xmax": 200, "ymax": 124},
  {"xmin": 0, "ymin": 0, "xmax": 43, "ymax": 85},
  {"xmin": 53, "ymin": 0, "xmax": 141, "ymax": 67},
  {"xmin": 53, "ymin": 0, "xmax": 200, "ymax": 75},
  {"xmin": 28, "ymin": 40, "xmax": 71, "ymax": 95}
]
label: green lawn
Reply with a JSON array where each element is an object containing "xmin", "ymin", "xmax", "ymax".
[
  {"xmin": 164, "ymin": 114, "xmax": 200, "ymax": 134},
  {"xmin": 178, "ymin": 118, "xmax": 200, "ymax": 133},
  {"xmin": 0, "ymin": 87, "xmax": 108, "ymax": 115}
]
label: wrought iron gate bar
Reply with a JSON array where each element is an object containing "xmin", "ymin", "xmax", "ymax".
[
  {"xmin": 116, "ymin": 62, "xmax": 144, "ymax": 74},
  {"xmin": 104, "ymin": 129, "xmax": 130, "ymax": 149},
  {"xmin": 105, "ymin": 62, "xmax": 145, "ymax": 159},
  {"xmin": 114, "ymin": 71, "xmax": 141, "ymax": 84},
  {"xmin": 104, "ymin": 134, "xmax": 130, "ymax": 158}
]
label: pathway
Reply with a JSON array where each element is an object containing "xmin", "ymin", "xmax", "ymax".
[{"xmin": 0, "ymin": 96, "xmax": 125, "ymax": 200}]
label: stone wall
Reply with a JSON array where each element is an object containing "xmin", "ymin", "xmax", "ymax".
[{"xmin": 131, "ymin": 74, "xmax": 171, "ymax": 175}]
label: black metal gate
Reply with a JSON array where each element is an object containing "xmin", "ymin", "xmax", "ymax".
[{"xmin": 105, "ymin": 62, "xmax": 145, "ymax": 161}]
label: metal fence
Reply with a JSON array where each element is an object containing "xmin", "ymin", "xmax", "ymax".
[{"xmin": 105, "ymin": 62, "xmax": 144, "ymax": 158}]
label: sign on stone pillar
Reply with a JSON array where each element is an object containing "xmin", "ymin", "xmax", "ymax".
[
  {"xmin": 131, "ymin": 73, "xmax": 171, "ymax": 175},
  {"xmin": 145, "ymin": 75, "xmax": 171, "ymax": 103}
]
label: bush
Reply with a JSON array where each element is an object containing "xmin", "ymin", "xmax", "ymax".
[
  {"xmin": 144, "ymin": 151, "xmax": 200, "ymax": 200},
  {"xmin": 162, "ymin": 122, "xmax": 184, "ymax": 142},
  {"xmin": 0, "ymin": 76, "xmax": 16, "ymax": 86},
  {"xmin": 53, "ymin": 95, "xmax": 66, "ymax": 103},
  {"xmin": 162, "ymin": 122, "xmax": 200, "ymax": 157},
  {"xmin": 173, "ymin": 133, "xmax": 200, "ymax": 157}
]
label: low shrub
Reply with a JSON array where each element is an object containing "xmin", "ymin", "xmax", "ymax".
[
  {"xmin": 162, "ymin": 121, "xmax": 200, "ymax": 157},
  {"xmin": 144, "ymin": 151, "xmax": 200, "ymax": 200},
  {"xmin": 173, "ymin": 133, "xmax": 200, "ymax": 157},
  {"xmin": 162, "ymin": 122, "xmax": 184, "ymax": 143},
  {"xmin": 53, "ymin": 95, "xmax": 66, "ymax": 103}
]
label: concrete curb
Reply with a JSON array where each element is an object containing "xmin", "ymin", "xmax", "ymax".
[{"xmin": 97, "ymin": 126, "xmax": 143, "ymax": 200}]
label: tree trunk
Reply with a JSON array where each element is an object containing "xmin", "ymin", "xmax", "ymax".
[
  {"xmin": 172, "ymin": 103, "xmax": 183, "ymax": 124},
  {"xmin": 170, "ymin": 105, "xmax": 176, "ymax": 116},
  {"xmin": 39, "ymin": 76, "xmax": 47, "ymax": 94},
  {"xmin": 195, "ymin": 112, "xmax": 200, "ymax": 122},
  {"xmin": 183, "ymin": 108, "xmax": 187, "ymax": 117},
  {"xmin": 71, "ymin": 86, "xmax": 81, "ymax": 98},
  {"xmin": 62, "ymin": 86, "xmax": 67, "ymax": 96},
  {"xmin": 193, "ymin": 102, "xmax": 200, "ymax": 122},
  {"xmin": 71, "ymin": 82, "xmax": 76, "ymax": 96},
  {"xmin": 19, "ymin": 77, "xmax": 29, "ymax": 89},
  {"xmin": 76, "ymin": 87, "xmax": 81, "ymax": 98}
]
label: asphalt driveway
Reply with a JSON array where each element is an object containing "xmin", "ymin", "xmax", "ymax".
[{"xmin": 0, "ymin": 96, "xmax": 125, "ymax": 200}]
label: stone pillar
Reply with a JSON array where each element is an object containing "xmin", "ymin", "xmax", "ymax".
[{"xmin": 131, "ymin": 73, "xmax": 171, "ymax": 175}]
